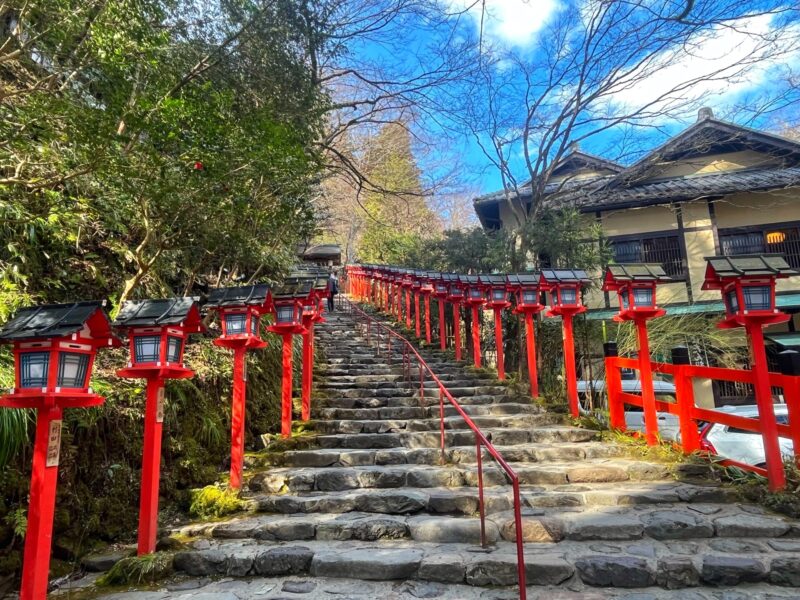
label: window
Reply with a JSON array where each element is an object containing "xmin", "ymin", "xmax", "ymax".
[
  {"xmin": 720, "ymin": 225, "xmax": 800, "ymax": 269},
  {"xmin": 633, "ymin": 288, "xmax": 653, "ymax": 306},
  {"xmin": 610, "ymin": 234, "xmax": 685, "ymax": 278},
  {"xmin": 742, "ymin": 286, "xmax": 771, "ymax": 311},
  {"xmin": 166, "ymin": 336, "xmax": 182, "ymax": 363},
  {"xmin": 57, "ymin": 352, "xmax": 89, "ymax": 388},
  {"xmin": 224, "ymin": 313, "xmax": 246, "ymax": 335},
  {"xmin": 134, "ymin": 335, "xmax": 161, "ymax": 363},
  {"xmin": 20, "ymin": 352, "xmax": 49, "ymax": 388}
]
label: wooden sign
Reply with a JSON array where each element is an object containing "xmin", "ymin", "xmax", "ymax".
[
  {"xmin": 156, "ymin": 386, "xmax": 165, "ymax": 423},
  {"xmin": 46, "ymin": 420, "xmax": 62, "ymax": 467}
]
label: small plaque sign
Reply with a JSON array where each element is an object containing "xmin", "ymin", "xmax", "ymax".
[
  {"xmin": 46, "ymin": 420, "xmax": 62, "ymax": 467},
  {"xmin": 156, "ymin": 386, "xmax": 165, "ymax": 423},
  {"xmin": 243, "ymin": 360, "xmax": 248, "ymax": 382}
]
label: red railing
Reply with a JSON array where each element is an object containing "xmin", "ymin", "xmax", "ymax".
[
  {"xmin": 605, "ymin": 345, "xmax": 800, "ymax": 488},
  {"xmin": 344, "ymin": 298, "xmax": 528, "ymax": 599}
]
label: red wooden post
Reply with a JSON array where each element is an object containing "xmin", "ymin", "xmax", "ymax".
[
  {"xmin": 229, "ymin": 348, "xmax": 247, "ymax": 489},
  {"xmin": 281, "ymin": 334, "xmax": 294, "ymax": 438},
  {"xmin": 778, "ymin": 350, "xmax": 800, "ymax": 468},
  {"xmin": 747, "ymin": 322, "xmax": 785, "ymax": 491},
  {"xmin": 636, "ymin": 319, "xmax": 659, "ymax": 445},
  {"xmin": 405, "ymin": 289, "xmax": 412, "ymax": 329},
  {"xmin": 439, "ymin": 299, "xmax": 447, "ymax": 351},
  {"xmin": 562, "ymin": 314, "xmax": 578, "ymax": 417},
  {"xmin": 19, "ymin": 406, "xmax": 62, "ymax": 600},
  {"xmin": 415, "ymin": 292, "xmax": 421, "ymax": 338},
  {"xmin": 453, "ymin": 302, "xmax": 462, "ymax": 361},
  {"xmin": 604, "ymin": 342, "xmax": 626, "ymax": 430},
  {"xmin": 524, "ymin": 312, "xmax": 538, "ymax": 397},
  {"xmin": 425, "ymin": 295, "xmax": 432, "ymax": 344},
  {"xmin": 137, "ymin": 378, "xmax": 165, "ymax": 554},
  {"xmin": 301, "ymin": 318, "xmax": 314, "ymax": 421},
  {"xmin": 671, "ymin": 346, "xmax": 700, "ymax": 453},
  {"xmin": 494, "ymin": 308, "xmax": 505, "ymax": 380},
  {"xmin": 471, "ymin": 305, "xmax": 481, "ymax": 368}
]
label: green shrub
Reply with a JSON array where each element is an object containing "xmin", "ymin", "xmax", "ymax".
[
  {"xmin": 96, "ymin": 553, "xmax": 173, "ymax": 586},
  {"xmin": 189, "ymin": 485, "xmax": 244, "ymax": 519}
]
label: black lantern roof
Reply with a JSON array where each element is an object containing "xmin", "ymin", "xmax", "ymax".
[
  {"xmin": 414, "ymin": 270, "xmax": 428, "ymax": 278},
  {"xmin": 0, "ymin": 300, "xmax": 115, "ymax": 341},
  {"xmin": 507, "ymin": 273, "xmax": 540, "ymax": 287},
  {"xmin": 460, "ymin": 274, "xmax": 480, "ymax": 285},
  {"xmin": 206, "ymin": 284, "xmax": 270, "ymax": 308},
  {"xmin": 703, "ymin": 254, "xmax": 798, "ymax": 289},
  {"xmin": 604, "ymin": 263, "xmax": 671, "ymax": 283},
  {"xmin": 441, "ymin": 273, "xmax": 460, "ymax": 283},
  {"xmin": 478, "ymin": 274, "xmax": 507, "ymax": 287},
  {"xmin": 272, "ymin": 280, "xmax": 314, "ymax": 299},
  {"xmin": 540, "ymin": 269, "xmax": 591, "ymax": 284},
  {"xmin": 114, "ymin": 297, "xmax": 203, "ymax": 328}
]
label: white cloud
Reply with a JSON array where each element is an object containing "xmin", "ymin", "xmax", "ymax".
[
  {"xmin": 604, "ymin": 13, "xmax": 800, "ymax": 119},
  {"xmin": 449, "ymin": 0, "xmax": 561, "ymax": 46}
]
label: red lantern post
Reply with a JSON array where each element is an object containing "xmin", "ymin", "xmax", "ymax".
[
  {"xmin": 462, "ymin": 275, "xmax": 485, "ymax": 368},
  {"xmin": 446, "ymin": 274, "xmax": 465, "ymax": 361},
  {"xmin": 206, "ymin": 285, "xmax": 271, "ymax": 489},
  {"xmin": 421, "ymin": 272, "xmax": 434, "ymax": 344},
  {"xmin": 481, "ymin": 274, "xmax": 511, "ymax": 380},
  {"xmin": 431, "ymin": 273, "xmax": 449, "ymax": 351},
  {"xmin": 412, "ymin": 271, "xmax": 423, "ymax": 338},
  {"xmin": 0, "ymin": 301, "xmax": 120, "ymax": 600},
  {"xmin": 703, "ymin": 254, "xmax": 798, "ymax": 491},
  {"xmin": 602, "ymin": 264, "xmax": 671, "ymax": 445},
  {"xmin": 507, "ymin": 274, "xmax": 544, "ymax": 398},
  {"xmin": 268, "ymin": 281, "xmax": 311, "ymax": 438},
  {"xmin": 402, "ymin": 270, "xmax": 413, "ymax": 329},
  {"xmin": 114, "ymin": 298, "xmax": 204, "ymax": 555},
  {"xmin": 540, "ymin": 270, "xmax": 591, "ymax": 417}
]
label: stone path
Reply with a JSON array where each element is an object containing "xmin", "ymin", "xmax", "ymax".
[{"xmin": 82, "ymin": 307, "xmax": 800, "ymax": 598}]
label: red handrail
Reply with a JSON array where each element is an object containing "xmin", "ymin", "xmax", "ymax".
[{"xmin": 344, "ymin": 298, "xmax": 528, "ymax": 599}]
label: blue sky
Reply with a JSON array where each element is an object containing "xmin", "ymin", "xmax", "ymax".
[{"xmin": 363, "ymin": 1, "xmax": 800, "ymax": 198}]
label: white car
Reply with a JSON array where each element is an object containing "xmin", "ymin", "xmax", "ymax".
[{"xmin": 700, "ymin": 404, "xmax": 794, "ymax": 467}]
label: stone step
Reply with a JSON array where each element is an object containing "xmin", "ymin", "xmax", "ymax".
[
  {"xmin": 318, "ymin": 385, "xmax": 508, "ymax": 399},
  {"xmin": 168, "ymin": 537, "xmax": 800, "ymax": 590},
  {"xmin": 247, "ymin": 457, "xmax": 678, "ymax": 494},
  {"xmin": 319, "ymin": 378, "xmax": 500, "ymax": 390},
  {"xmin": 307, "ymin": 414, "xmax": 558, "ymax": 434},
  {"xmin": 318, "ymin": 394, "xmax": 511, "ymax": 408},
  {"xmin": 313, "ymin": 402, "xmax": 544, "ymax": 420},
  {"xmin": 258, "ymin": 441, "xmax": 624, "ymax": 468},
  {"xmin": 249, "ymin": 482, "xmax": 741, "ymax": 517}
]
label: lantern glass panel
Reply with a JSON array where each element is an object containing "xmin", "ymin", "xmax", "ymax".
[
  {"xmin": 726, "ymin": 289, "xmax": 739, "ymax": 314},
  {"xmin": 492, "ymin": 288, "xmax": 506, "ymax": 301},
  {"xmin": 250, "ymin": 315, "xmax": 259, "ymax": 335},
  {"xmin": 20, "ymin": 351, "xmax": 49, "ymax": 388},
  {"xmin": 470, "ymin": 288, "xmax": 483, "ymax": 299},
  {"xmin": 559, "ymin": 287, "xmax": 577, "ymax": 305},
  {"xmin": 276, "ymin": 304, "xmax": 296, "ymax": 324},
  {"xmin": 522, "ymin": 290, "xmax": 538, "ymax": 305},
  {"xmin": 742, "ymin": 285, "xmax": 771, "ymax": 311},
  {"xmin": 450, "ymin": 285, "xmax": 463, "ymax": 297},
  {"xmin": 166, "ymin": 336, "xmax": 182, "ymax": 363},
  {"xmin": 633, "ymin": 288, "xmax": 653, "ymax": 306},
  {"xmin": 57, "ymin": 352, "xmax": 89, "ymax": 388},
  {"xmin": 435, "ymin": 283, "xmax": 447, "ymax": 293},
  {"xmin": 224, "ymin": 313, "xmax": 247, "ymax": 335},
  {"xmin": 134, "ymin": 335, "xmax": 161, "ymax": 363},
  {"xmin": 620, "ymin": 290, "xmax": 629, "ymax": 308}
]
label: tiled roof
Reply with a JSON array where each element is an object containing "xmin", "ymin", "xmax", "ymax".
[
  {"xmin": 0, "ymin": 301, "xmax": 111, "ymax": 341},
  {"xmin": 704, "ymin": 255, "xmax": 797, "ymax": 279},
  {"xmin": 114, "ymin": 298, "xmax": 201, "ymax": 327},
  {"xmin": 540, "ymin": 269, "xmax": 591, "ymax": 284},
  {"xmin": 206, "ymin": 285, "xmax": 270, "ymax": 307},
  {"xmin": 605, "ymin": 264, "xmax": 671, "ymax": 282}
]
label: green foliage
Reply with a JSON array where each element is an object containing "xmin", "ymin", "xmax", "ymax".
[
  {"xmin": 4, "ymin": 508, "xmax": 26, "ymax": 539},
  {"xmin": 189, "ymin": 484, "xmax": 244, "ymax": 519},
  {"xmin": 520, "ymin": 208, "xmax": 610, "ymax": 272},
  {"xmin": 96, "ymin": 553, "xmax": 173, "ymax": 586},
  {"xmin": 405, "ymin": 228, "xmax": 512, "ymax": 273}
]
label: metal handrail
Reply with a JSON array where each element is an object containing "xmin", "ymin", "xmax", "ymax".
[{"xmin": 343, "ymin": 297, "xmax": 527, "ymax": 599}]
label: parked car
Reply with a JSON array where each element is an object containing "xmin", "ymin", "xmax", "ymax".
[
  {"xmin": 577, "ymin": 379, "xmax": 681, "ymax": 441},
  {"xmin": 699, "ymin": 404, "xmax": 794, "ymax": 467}
]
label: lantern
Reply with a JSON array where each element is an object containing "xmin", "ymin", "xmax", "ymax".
[
  {"xmin": 540, "ymin": 269, "xmax": 591, "ymax": 417},
  {"xmin": 419, "ymin": 272, "xmax": 435, "ymax": 343},
  {"xmin": 478, "ymin": 274, "xmax": 511, "ymax": 380},
  {"xmin": 412, "ymin": 271, "xmax": 425, "ymax": 338},
  {"xmin": 442, "ymin": 274, "xmax": 464, "ymax": 360},
  {"xmin": 0, "ymin": 301, "xmax": 120, "ymax": 600},
  {"xmin": 206, "ymin": 284, "xmax": 271, "ymax": 490},
  {"xmin": 114, "ymin": 297, "xmax": 204, "ymax": 556},
  {"xmin": 507, "ymin": 273, "xmax": 543, "ymax": 398},
  {"xmin": 602, "ymin": 264, "xmax": 671, "ymax": 446},
  {"xmin": 460, "ymin": 275, "xmax": 484, "ymax": 369},
  {"xmin": 602, "ymin": 264, "xmax": 670, "ymax": 322},
  {"xmin": 703, "ymin": 254, "xmax": 798, "ymax": 491}
]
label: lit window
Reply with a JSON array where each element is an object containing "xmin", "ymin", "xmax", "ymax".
[
  {"xmin": 725, "ymin": 289, "xmax": 739, "ymax": 313},
  {"xmin": 20, "ymin": 352, "xmax": 49, "ymax": 388},
  {"xmin": 166, "ymin": 336, "xmax": 182, "ymax": 363},
  {"xmin": 134, "ymin": 336, "xmax": 161, "ymax": 363},
  {"xmin": 57, "ymin": 352, "xmax": 89, "ymax": 388},
  {"xmin": 277, "ymin": 305, "xmax": 295, "ymax": 323},
  {"xmin": 224, "ymin": 313, "xmax": 247, "ymax": 334},
  {"xmin": 633, "ymin": 288, "xmax": 653, "ymax": 306},
  {"xmin": 559, "ymin": 287, "xmax": 577, "ymax": 305},
  {"xmin": 742, "ymin": 286, "xmax": 771, "ymax": 311}
]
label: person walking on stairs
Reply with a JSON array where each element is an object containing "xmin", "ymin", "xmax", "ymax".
[{"xmin": 328, "ymin": 270, "xmax": 339, "ymax": 312}]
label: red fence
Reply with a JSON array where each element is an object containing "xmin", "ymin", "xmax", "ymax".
[
  {"xmin": 344, "ymin": 299, "xmax": 528, "ymax": 599},
  {"xmin": 605, "ymin": 343, "xmax": 800, "ymax": 490}
]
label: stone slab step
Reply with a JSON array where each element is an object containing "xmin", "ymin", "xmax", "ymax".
[
  {"xmin": 307, "ymin": 414, "xmax": 561, "ymax": 434},
  {"xmin": 169, "ymin": 537, "xmax": 800, "ymax": 589},
  {"xmin": 247, "ymin": 458, "xmax": 681, "ymax": 494},
  {"xmin": 249, "ymin": 482, "xmax": 741, "ymax": 517},
  {"xmin": 318, "ymin": 394, "xmax": 520, "ymax": 408},
  {"xmin": 313, "ymin": 402, "xmax": 544, "ymax": 419}
]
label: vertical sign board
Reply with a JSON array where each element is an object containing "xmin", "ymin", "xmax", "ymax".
[{"xmin": 46, "ymin": 420, "xmax": 62, "ymax": 468}]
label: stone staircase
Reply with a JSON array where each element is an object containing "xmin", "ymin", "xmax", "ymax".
[{"xmin": 167, "ymin": 309, "xmax": 800, "ymax": 597}]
